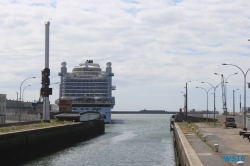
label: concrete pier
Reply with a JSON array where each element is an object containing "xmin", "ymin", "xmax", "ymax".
[
  {"xmin": 0, "ymin": 120, "xmax": 104, "ymax": 165},
  {"xmin": 173, "ymin": 122, "xmax": 250, "ymax": 166}
]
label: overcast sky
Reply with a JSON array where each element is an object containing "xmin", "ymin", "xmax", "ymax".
[{"xmin": 1, "ymin": 0, "xmax": 250, "ymax": 113}]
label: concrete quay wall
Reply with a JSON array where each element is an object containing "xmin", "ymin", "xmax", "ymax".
[
  {"xmin": 0, "ymin": 120, "xmax": 104, "ymax": 165},
  {"xmin": 173, "ymin": 123, "xmax": 204, "ymax": 166}
]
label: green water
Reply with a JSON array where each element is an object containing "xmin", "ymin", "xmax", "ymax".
[{"xmin": 24, "ymin": 114, "xmax": 175, "ymax": 166}]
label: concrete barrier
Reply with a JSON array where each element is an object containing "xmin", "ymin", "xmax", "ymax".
[
  {"xmin": 237, "ymin": 161, "xmax": 245, "ymax": 166},
  {"xmin": 173, "ymin": 123, "xmax": 204, "ymax": 166},
  {"xmin": 214, "ymin": 144, "xmax": 219, "ymax": 152},
  {"xmin": 202, "ymin": 135, "xmax": 206, "ymax": 142}
]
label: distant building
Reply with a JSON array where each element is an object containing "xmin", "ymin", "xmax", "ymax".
[
  {"xmin": 6, "ymin": 99, "xmax": 33, "ymax": 113},
  {"xmin": 140, "ymin": 109, "xmax": 166, "ymax": 113},
  {"xmin": 0, "ymin": 94, "xmax": 6, "ymax": 124},
  {"xmin": 188, "ymin": 109, "xmax": 219, "ymax": 118}
]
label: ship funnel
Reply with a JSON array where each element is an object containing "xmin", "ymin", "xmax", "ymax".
[{"xmin": 85, "ymin": 60, "xmax": 88, "ymax": 68}]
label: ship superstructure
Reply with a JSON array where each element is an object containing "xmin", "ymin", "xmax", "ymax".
[{"xmin": 58, "ymin": 60, "xmax": 115, "ymax": 123}]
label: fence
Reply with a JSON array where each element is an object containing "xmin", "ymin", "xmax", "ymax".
[{"xmin": 5, "ymin": 108, "xmax": 40, "ymax": 123}]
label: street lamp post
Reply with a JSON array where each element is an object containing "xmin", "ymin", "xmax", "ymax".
[
  {"xmin": 181, "ymin": 92, "xmax": 186, "ymax": 112},
  {"xmin": 233, "ymin": 89, "xmax": 239, "ymax": 116},
  {"xmin": 201, "ymin": 82, "xmax": 222, "ymax": 125},
  {"xmin": 22, "ymin": 85, "xmax": 31, "ymax": 114},
  {"xmin": 51, "ymin": 82, "xmax": 59, "ymax": 85},
  {"xmin": 19, "ymin": 77, "xmax": 35, "ymax": 122},
  {"xmin": 22, "ymin": 85, "xmax": 31, "ymax": 103},
  {"xmin": 214, "ymin": 73, "xmax": 237, "ymax": 120},
  {"xmin": 240, "ymin": 94, "xmax": 241, "ymax": 113},
  {"xmin": 15, "ymin": 92, "xmax": 18, "ymax": 108},
  {"xmin": 185, "ymin": 81, "xmax": 191, "ymax": 120},
  {"xmin": 222, "ymin": 63, "xmax": 250, "ymax": 129},
  {"xmin": 215, "ymin": 72, "xmax": 238, "ymax": 110},
  {"xmin": 196, "ymin": 87, "xmax": 212, "ymax": 121},
  {"xmin": 16, "ymin": 92, "xmax": 18, "ymax": 120}
]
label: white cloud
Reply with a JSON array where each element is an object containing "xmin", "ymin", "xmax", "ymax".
[{"xmin": 0, "ymin": 0, "xmax": 250, "ymax": 112}]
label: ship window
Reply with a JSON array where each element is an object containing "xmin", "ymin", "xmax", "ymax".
[{"xmin": 73, "ymin": 108, "xmax": 76, "ymax": 110}]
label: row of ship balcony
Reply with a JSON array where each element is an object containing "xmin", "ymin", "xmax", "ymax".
[
  {"xmin": 62, "ymin": 86, "xmax": 116, "ymax": 90},
  {"xmin": 63, "ymin": 79, "xmax": 109, "ymax": 82},
  {"xmin": 61, "ymin": 96, "xmax": 115, "ymax": 103},
  {"xmin": 62, "ymin": 86, "xmax": 109, "ymax": 89},
  {"xmin": 71, "ymin": 100, "xmax": 115, "ymax": 104},
  {"xmin": 63, "ymin": 83, "xmax": 109, "ymax": 86},
  {"xmin": 62, "ymin": 93, "xmax": 110, "ymax": 97},
  {"xmin": 62, "ymin": 91, "xmax": 109, "ymax": 93}
]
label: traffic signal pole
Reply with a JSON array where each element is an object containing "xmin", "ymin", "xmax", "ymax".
[{"xmin": 43, "ymin": 21, "xmax": 50, "ymax": 122}]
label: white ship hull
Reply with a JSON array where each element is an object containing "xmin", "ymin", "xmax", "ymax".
[{"xmin": 80, "ymin": 111, "xmax": 101, "ymax": 121}]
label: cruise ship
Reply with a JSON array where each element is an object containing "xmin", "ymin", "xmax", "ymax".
[{"xmin": 57, "ymin": 60, "xmax": 115, "ymax": 123}]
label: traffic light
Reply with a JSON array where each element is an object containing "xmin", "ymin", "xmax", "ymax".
[
  {"xmin": 41, "ymin": 68, "xmax": 53, "ymax": 97},
  {"xmin": 42, "ymin": 77, "xmax": 50, "ymax": 87},
  {"xmin": 42, "ymin": 68, "xmax": 50, "ymax": 87},
  {"xmin": 40, "ymin": 88, "xmax": 46, "ymax": 96},
  {"xmin": 44, "ymin": 68, "xmax": 50, "ymax": 76},
  {"xmin": 40, "ymin": 88, "xmax": 52, "ymax": 97}
]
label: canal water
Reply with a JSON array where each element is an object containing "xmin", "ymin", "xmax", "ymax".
[{"xmin": 24, "ymin": 114, "xmax": 175, "ymax": 166}]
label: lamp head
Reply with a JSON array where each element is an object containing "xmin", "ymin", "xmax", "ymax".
[
  {"xmin": 235, "ymin": 73, "xmax": 238, "ymax": 74},
  {"xmin": 222, "ymin": 63, "xmax": 227, "ymax": 65},
  {"xmin": 201, "ymin": 82, "xmax": 204, "ymax": 83},
  {"xmin": 248, "ymin": 83, "xmax": 250, "ymax": 88},
  {"xmin": 196, "ymin": 87, "xmax": 198, "ymax": 88}
]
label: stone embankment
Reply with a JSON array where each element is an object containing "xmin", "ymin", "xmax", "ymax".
[{"xmin": 0, "ymin": 120, "xmax": 104, "ymax": 165}]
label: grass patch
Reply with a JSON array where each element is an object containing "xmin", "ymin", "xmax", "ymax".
[
  {"xmin": 0, "ymin": 120, "xmax": 76, "ymax": 133},
  {"xmin": 205, "ymin": 121, "xmax": 223, "ymax": 128},
  {"xmin": 177, "ymin": 122, "xmax": 199, "ymax": 135}
]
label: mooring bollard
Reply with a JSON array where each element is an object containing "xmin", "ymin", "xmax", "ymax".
[
  {"xmin": 188, "ymin": 124, "xmax": 190, "ymax": 127},
  {"xmin": 12, "ymin": 126, "xmax": 15, "ymax": 130},
  {"xmin": 237, "ymin": 161, "xmax": 245, "ymax": 166},
  {"xmin": 202, "ymin": 135, "xmax": 206, "ymax": 142},
  {"xmin": 192, "ymin": 127, "xmax": 194, "ymax": 131},
  {"xmin": 196, "ymin": 130, "xmax": 199, "ymax": 135},
  {"xmin": 214, "ymin": 144, "xmax": 219, "ymax": 152}
]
